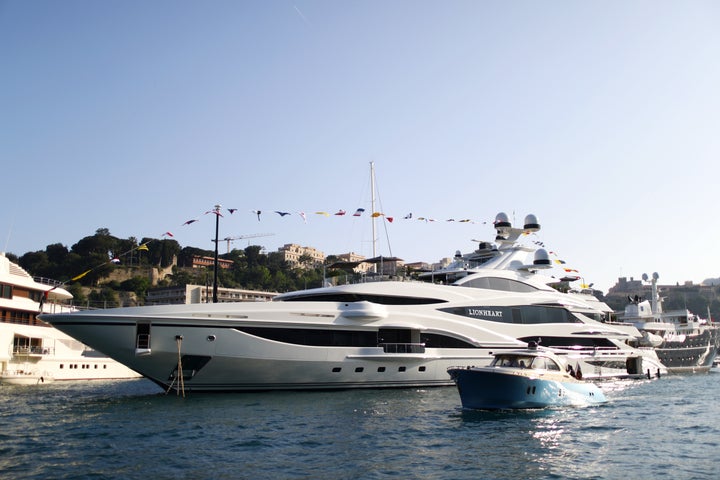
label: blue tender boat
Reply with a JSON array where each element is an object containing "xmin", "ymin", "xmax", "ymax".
[{"xmin": 448, "ymin": 343, "xmax": 607, "ymax": 410}]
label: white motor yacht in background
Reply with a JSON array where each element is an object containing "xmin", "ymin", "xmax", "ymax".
[
  {"xmin": 41, "ymin": 214, "xmax": 664, "ymax": 392},
  {"xmin": 416, "ymin": 213, "xmax": 666, "ymax": 379},
  {"xmin": 0, "ymin": 253, "xmax": 140, "ymax": 385},
  {"xmin": 615, "ymin": 272, "xmax": 718, "ymax": 373}
]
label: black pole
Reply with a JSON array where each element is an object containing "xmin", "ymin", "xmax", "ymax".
[{"xmin": 213, "ymin": 204, "xmax": 220, "ymax": 303}]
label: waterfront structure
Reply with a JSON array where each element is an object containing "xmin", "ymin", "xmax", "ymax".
[
  {"xmin": 146, "ymin": 284, "xmax": 276, "ymax": 305},
  {"xmin": 190, "ymin": 255, "xmax": 234, "ymax": 270},
  {"xmin": 277, "ymin": 244, "xmax": 325, "ymax": 268}
]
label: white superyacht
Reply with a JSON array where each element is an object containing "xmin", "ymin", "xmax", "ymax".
[{"xmin": 41, "ymin": 214, "xmax": 663, "ymax": 392}]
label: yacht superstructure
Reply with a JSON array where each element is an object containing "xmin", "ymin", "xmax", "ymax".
[{"xmin": 0, "ymin": 252, "xmax": 140, "ymax": 384}]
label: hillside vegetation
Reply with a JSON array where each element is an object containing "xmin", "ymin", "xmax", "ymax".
[{"xmin": 11, "ymin": 228, "xmax": 338, "ymax": 308}]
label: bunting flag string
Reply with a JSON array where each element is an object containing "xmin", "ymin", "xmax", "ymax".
[
  {"xmin": 42, "ymin": 241, "xmax": 153, "ymax": 296},
  {"xmin": 167, "ymin": 204, "xmax": 585, "ymax": 282},
  {"xmin": 173, "ymin": 204, "xmax": 499, "ymax": 229}
]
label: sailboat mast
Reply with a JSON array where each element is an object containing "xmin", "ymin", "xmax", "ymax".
[{"xmin": 370, "ymin": 161, "xmax": 377, "ymax": 259}]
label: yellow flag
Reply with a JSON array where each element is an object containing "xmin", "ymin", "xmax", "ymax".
[{"xmin": 70, "ymin": 269, "xmax": 92, "ymax": 282}]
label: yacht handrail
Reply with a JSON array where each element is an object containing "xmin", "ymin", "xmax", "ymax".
[{"xmin": 379, "ymin": 342, "xmax": 426, "ymax": 354}]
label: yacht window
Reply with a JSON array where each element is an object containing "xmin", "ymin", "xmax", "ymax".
[
  {"xmin": 456, "ymin": 277, "xmax": 538, "ymax": 293},
  {"xmin": 530, "ymin": 357, "xmax": 561, "ymax": 371},
  {"xmin": 530, "ymin": 358, "xmax": 547, "ymax": 370},
  {"xmin": 492, "ymin": 355, "xmax": 533, "ymax": 367},
  {"xmin": 239, "ymin": 327, "xmax": 378, "ymax": 347},
  {"xmin": 277, "ymin": 293, "xmax": 446, "ymax": 305},
  {"xmin": 420, "ymin": 333, "xmax": 477, "ymax": 348},
  {"xmin": 546, "ymin": 359, "xmax": 561, "ymax": 371},
  {"xmin": 519, "ymin": 336, "xmax": 616, "ymax": 349}
]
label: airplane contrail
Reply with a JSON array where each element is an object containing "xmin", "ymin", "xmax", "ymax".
[{"xmin": 294, "ymin": 5, "xmax": 311, "ymax": 25}]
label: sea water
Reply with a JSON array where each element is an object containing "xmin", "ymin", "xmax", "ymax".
[{"xmin": 1, "ymin": 372, "xmax": 718, "ymax": 480}]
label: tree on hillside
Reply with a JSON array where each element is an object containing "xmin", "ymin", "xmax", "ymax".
[
  {"xmin": 141, "ymin": 238, "xmax": 181, "ymax": 268},
  {"xmin": 177, "ymin": 246, "xmax": 212, "ymax": 268}
]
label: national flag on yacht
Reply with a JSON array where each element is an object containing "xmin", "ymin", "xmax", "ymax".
[
  {"xmin": 182, "ymin": 219, "xmax": 198, "ymax": 225},
  {"xmin": 353, "ymin": 208, "xmax": 365, "ymax": 216}
]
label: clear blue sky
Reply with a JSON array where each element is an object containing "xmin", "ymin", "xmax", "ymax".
[{"xmin": 2, "ymin": 1, "xmax": 719, "ymax": 292}]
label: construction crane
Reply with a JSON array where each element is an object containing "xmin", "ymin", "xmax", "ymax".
[{"xmin": 213, "ymin": 233, "xmax": 275, "ymax": 253}]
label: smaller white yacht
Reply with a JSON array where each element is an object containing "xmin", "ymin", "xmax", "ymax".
[
  {"xmin": 0, "ymin": 252, "xmax": 140, "ymax": 385},
  {"xmin": 417, "ymin": 213, "xmax": 666, "ymax": 380}
]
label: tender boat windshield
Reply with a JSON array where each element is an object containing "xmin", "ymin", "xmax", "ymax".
[{"xmin": 491, "ymin": 354, "xmax": 562, "ymax": 371}]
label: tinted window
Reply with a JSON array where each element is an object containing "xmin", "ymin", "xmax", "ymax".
[{"xmin": 456, "ymin": 276, "xmax": 538, "ymax": 293}]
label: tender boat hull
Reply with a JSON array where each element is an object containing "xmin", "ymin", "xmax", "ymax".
[{"xmin": 448, "ymin": 367, "xmax": 607, "ymax": 410}]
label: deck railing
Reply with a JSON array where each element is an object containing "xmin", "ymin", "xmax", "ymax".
[{"xmin": 380, "ymin": 343, "xmax": 426, "ymax": 354}]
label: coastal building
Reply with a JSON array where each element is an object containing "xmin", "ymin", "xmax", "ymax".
[
  {"xmin": 145, "ymin": 284, "xmax": 277, "ymax": 305},
  {"xmin": 277, "ymin": 244, "xmax": 325, "ymax": 269},
  {"xmin": 190, "ymin": 255, "xmax": 234, "ymax": 270},
  {"xmin": 334, "ymin": 252, "xmax": 373, "ymax": 273}
]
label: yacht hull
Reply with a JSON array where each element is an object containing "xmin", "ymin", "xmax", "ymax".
[
  {"xmin": 655, "ymin": 328, "xmax": 719, "ymax": 373},
  {"xmin": 43, "ymin": 307, "xmax": 509, "ymax": 392}
]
